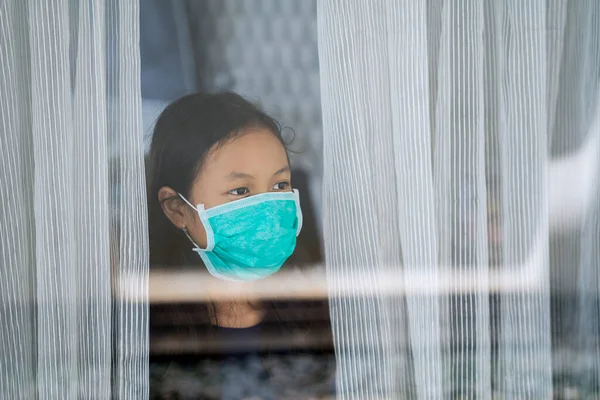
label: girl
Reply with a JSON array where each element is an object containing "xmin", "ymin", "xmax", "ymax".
[
  {"xmin": 147, "ymin": 92, "xmax": 332, "ymax": 399},
  {"xmin": 147, "ymin": 91, "xmax": 303, "ymax": 327}
]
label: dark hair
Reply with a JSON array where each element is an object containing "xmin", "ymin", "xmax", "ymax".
[{"xmin": 147, "ymin": 92, "xmax": 288, "ymax": 268}]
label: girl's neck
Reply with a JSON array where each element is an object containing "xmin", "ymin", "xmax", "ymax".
[{"xmin": 210, "ymin": 300, "xmax": 265, "ymax": 328}]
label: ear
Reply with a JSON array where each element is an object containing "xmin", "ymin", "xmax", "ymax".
[{"xmin": 158, "ymin": 186, "xmax": 192, "ymax": 229}]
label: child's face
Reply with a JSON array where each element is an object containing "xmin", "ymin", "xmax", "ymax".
[{"xmin": 186, "ymin": 129, "xmax": 291, "ymax": 248}]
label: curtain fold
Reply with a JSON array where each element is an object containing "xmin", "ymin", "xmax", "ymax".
[
  {"xmin": 318, "ymin": 0, "xmax": 600, "ymax": 398},
  {"xmin": 0, "ymin": 1, "xmax": 148, "ymax": 398}
]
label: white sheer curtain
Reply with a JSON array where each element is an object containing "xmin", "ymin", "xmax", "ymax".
[
  {"xmin": 0, "ymin": 1, "xmax": 148, "ymax": 398},
  {"xmin": 318, "ymin": 0, "xmax": 600, "ymax": 398}
]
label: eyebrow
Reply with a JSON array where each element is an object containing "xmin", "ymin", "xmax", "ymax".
[
  {"xmin": 225, "ymin": 166, "xmax": 290, "ymax": 181},
  {"xmin": 273, "ymin": 166, "xmax": 291, "ymax": 176},
  {"xmin": 226, "ymin": 171, "xmax": 255, "ymax": 181}
]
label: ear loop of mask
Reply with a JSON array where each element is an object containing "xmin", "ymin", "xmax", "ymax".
[
  {"xmin": 293, "ymin": 189, "xmax": 303, "ymax": 236},
  {"xmin": 177, "ymin": 193, "xmax": 214, "ymax": 251}
]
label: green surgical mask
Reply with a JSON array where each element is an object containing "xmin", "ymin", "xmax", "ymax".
[{"xmin": 179, "ymin": 189, "xmax": 302, "ymax": 281}]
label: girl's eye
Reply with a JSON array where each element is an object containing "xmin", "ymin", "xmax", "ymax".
[
  {"xmin": 273, "ymin": 181, "xmax": 290, "ymax": 191},
  {"xmin": 229, "ymin": 187, "xmax": 250, "ymax": 196}
]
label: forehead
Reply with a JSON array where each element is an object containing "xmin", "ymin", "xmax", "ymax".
[{"xmin": 201, "ymin": 129, "xmax": 289, "ymax": 177}]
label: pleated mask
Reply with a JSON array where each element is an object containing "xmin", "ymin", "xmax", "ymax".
[{"xmin": 179, "ymin": 189, "xmax": 302, "ymax": 281}]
